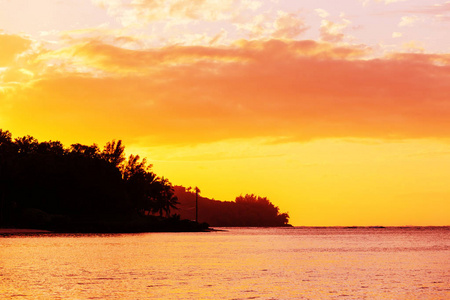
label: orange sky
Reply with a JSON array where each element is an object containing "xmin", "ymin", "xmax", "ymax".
[{"xmin": 1, "ymin": 0, "xmax": 449, "ymax": 225}]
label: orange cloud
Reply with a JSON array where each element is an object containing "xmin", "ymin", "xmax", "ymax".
[
  {"xmin": 388, "ymin": 52, "xmax": 450, "ymax": 65},
  {"xmin": 272, "ymin": 11, "xmax": 309, "ymax": 39},
  {"xmin": 319, "ymin": 19, "xmax": 351, "ymax": 43},
  {"xmin": 38, "ymin": 38, "xmax": 368, "ymax": 75},
  {"xmin": 2, "ymin": 38, "xmax": 450, "ymax": 146}
]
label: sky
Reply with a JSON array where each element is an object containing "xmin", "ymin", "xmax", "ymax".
[{"xmin": 1, "ymin": 0, "xmax": 449, "ymax": 226}]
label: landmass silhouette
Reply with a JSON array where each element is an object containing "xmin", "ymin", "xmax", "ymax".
[
  {"xmin": 0, "ymin": 129, "xmax": 290, "ymax": 233},
  {"xmin": 174, "ymin": 187, "xmax": 290, "ymax": 227}
]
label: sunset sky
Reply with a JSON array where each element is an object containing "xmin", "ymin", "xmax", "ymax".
[{"xmin": 1, "ymin": 0, "xmax": 449, "ymax": 226}]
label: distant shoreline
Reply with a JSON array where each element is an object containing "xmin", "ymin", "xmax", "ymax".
[{"xmin": 2, "ymin": 226, "xmax": 448, "ymax": 235}]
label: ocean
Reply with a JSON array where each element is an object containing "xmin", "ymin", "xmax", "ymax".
[{"xmin": 1, "ymin": 227, "xmax": 449, "ymax": 299}]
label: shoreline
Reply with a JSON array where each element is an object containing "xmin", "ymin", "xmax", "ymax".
[{"xmin": 2, "ymin": 226, "xmax": 447, "ymax": 235}]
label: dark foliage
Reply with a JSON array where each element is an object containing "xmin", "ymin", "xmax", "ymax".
[
  {"xmin": 174, "ymin": 186, "xmax": 291, "ymax": 227},
  {"xmin": 0, "ymin": 129, "xmax": 189, "ymax": 232}
]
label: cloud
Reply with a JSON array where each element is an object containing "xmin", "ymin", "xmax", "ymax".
[
  {"xmin": 399, "ymin": 15, "xmax": 419, "ymax": 27},
  {"xmin": 35, "ymin": 38, "xmax": 369, "ymax": 77},
  {"xmin": 235, "ymin": 14, "xmax": 272, "ymax": 39},
  {"xmin": 272, "ymin": 11, "xmax": 309, "ymax": 39},
  {"xmin": 2, "ymin": 38, "xmax": 450, "ymax": 146},
  {"xmin": 315, "ymin": 9, "xmax": 330, "ymax": 19},
  {"xmin": 1, "ymin": 68, "xmax": 34, "ymax": 83},
  {"xmin": 401, "ymin": 40, "xmax": 424, "ymax": 52},
  {"xmin": 92, "ymin": 0, "xmax": 261, "ymax": 26},
  {"xmin": 388, "ymin": 52, "xmax": 450, "ymax": 65},
  {"xmin": 0, "ymin": 34, "xmax": 46, "ymax": 89},
  {"xmin": 319, "ymin": 19, "xmax": 351, "ymax": 43},
  {"xmin": 90, "ymin": 0, "xmax": 276, "ymax": 45}
]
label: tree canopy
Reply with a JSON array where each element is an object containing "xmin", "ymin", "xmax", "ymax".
[{"xmin": 0, "ymin": 129, "xmax": 181, "ymax": 231}]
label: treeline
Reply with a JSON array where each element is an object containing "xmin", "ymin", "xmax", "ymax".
[
  {"xmin": 0, "ymin": 129, "xmax": 205, "ymax": 232},
  {"xmin": 174, "ymin": 186, "xmax": 290, "ymax": 227},
  {"xmin": 0, "ymin": 129, "xmax": 292, "ymax": 232}
]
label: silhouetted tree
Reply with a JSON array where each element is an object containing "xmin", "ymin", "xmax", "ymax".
[
  {"xmin": 235, "ymin": 194, "xmax": 284, "ymax": 226},
  {"xmin": 15, "ymin": 135, "xmax": 38, "ymax": 155},
  {"xmin": 69, "ymin": 143, "xmax": 100, "ymax": 158},
  {"xmin": 151, "ymin": 177, "xmax": 179, "ymax": 217},
  {"xmin": 101, "ymin": 139, "xmax": 125, "ymax": 167},
  {"xmin": 36, "ymin": 141, "xmax": 66, "ymax": 156},
  {"xmin": 122, "ymin": 154, "xmax": 158, "ymax": 214}
]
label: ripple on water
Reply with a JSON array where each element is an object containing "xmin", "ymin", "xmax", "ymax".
[{"xmin": 1, "ymin": 227, "xmax": 448, "ymax": 299}]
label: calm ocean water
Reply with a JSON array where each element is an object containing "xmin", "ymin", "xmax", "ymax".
[{"xmin": 1, "ymin": 227, "xmax": 449, "ymax": 299}]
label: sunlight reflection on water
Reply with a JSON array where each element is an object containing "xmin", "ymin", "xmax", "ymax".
[{"xmin": 1, "ymin": 227, "xmax": 449, "ymax": 299}]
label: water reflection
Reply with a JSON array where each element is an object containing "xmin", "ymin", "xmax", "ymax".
[{"xmin": 1, "ymin": 227, "xmax": 449, "ymax": 299}]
